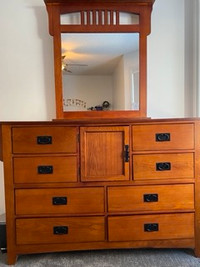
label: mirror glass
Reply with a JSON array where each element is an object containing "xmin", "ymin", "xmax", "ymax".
[{"xmin": 61, "ymin": 33, "xmax": 139, "ymax": 111}]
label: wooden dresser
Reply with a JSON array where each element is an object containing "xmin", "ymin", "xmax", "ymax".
[{"xmin": 1, "ymin": 118, "xmax": 200, "ymax": 264}]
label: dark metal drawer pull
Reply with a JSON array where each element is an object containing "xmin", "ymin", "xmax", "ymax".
[
  {"xmin": 124, "ymin": 145, "xmax": 130, "ymax": 162},
  {"xmin": 144, "ymin": 194, "xmax": 158, "ymax": 202},
  {"xmin": 52, "ymin": 197, "xmax": 67, "ymax": 205},
  {"xmin": 53, "ymin": 226, "xmax": 68, "ymax": 235},
  {"xmin": 38, "ymin": 165, "xmax": 53, "ymax": 174},
  {"xmin": 144, "ymin": 223, "xmax": 159, "ymax": 232},
  {"xmin": 37, "ymin": 136, "xmax": 52, "ymax": 145},
  {"xmin": 156, "ymin": 162, "xmax": 171, "ymax": 171},
  {"xmin": 156, "ymin": 133, "xmax": 170, "ymax": 142}
]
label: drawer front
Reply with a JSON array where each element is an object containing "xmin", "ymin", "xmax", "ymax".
[
  {"xmin": 133, "ymin": 153, "xmax": 194, "ymax": 180},
  {"xmin": 16, "ymin": 217, "xmax": 105, "ymax": 245},
  {"xmin": 14, "ymin": 156, "xmax": 77, "ymax": 183},
  {"xmin": 108, "ymin": 184, "xmax": 194, "ymax": 212},
  {"xmin": 108, "ymin": 213, "xmax": 194, "ymax": 241},
  {"xmin": 132, "ymin": 124, "xmax": 194, "ymax": 151},
  {"xmin": 15, "ymin": 187, "xmax": 104, "ymax": 215},
  {"xmin": 12, "ymin": 127, "xmax": 77, "ymax": 154}
]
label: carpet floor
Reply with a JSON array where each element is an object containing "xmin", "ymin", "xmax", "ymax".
[{"xmin": 1, "ymin": 249, "xmax": 200, "ymax": 267}]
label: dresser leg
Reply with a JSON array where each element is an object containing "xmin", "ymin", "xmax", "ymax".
[{"xmin": 7, "ymin": 253, "xmax": 17, "ymax": 265}]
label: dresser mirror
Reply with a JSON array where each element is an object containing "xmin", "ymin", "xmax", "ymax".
[
  {"xmin": 44, "ymin": 0, "xmax": 154, "ymax": 119},
  {"xmin": 62, "ymin": 33, "xmax": 139, "ymax": 111}
]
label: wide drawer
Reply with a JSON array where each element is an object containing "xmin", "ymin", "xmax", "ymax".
[
  {"xmin": 108, "ymin": 213, "xmax": 194, "ymax": 241},
  {"xmin": 16, "ymin": 216, "xmax": 105, "ymax": 245},
  {"xmin": 12, "ymin": 127, "xmax": 77, "ymax": 154},
  {"xmin": 133, "ymin": 153, "xmax": 194, "ymax": 180},
  {"xmin": 15, "ymin": 187, "xmax": 104, "ymax": 215},
  {"xmin": 132, "ymin": 124, "xmax": 194, "ymax": 151},
  {"xmin": 13, "ymin": 156, "xmax": 77, "ymax": 183},
  {"xmin": 108, "ymin": 184, "xmax": 194, "ymax": 212}
]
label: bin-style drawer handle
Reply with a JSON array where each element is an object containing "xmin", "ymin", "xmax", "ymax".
[
  {"xmin": 156, "ymin": 162, "xmax": 171, "ymax": 171},
  {"xmin": 37, "ymin": 136, "xmax": 52, "ymax": 145},
  {"xmin": 144, "ymin": 223, "xmax": 159, "ymax": 232},
  {"xmin": 156, "ymin": 133, "xmax": 170, "ymax": 142},
  {"xmin": 53, "ymin": 226, "xmax": 68, "ymax": 235},
  {"xmin": 52, "ymin": 197, "xmax": 67, "ymax": 205},
  {"xmin": 38, "ymin": 165, "xmax": 53, "ymax": 174},
  {"xmin": 143, "ymin": 194, "xmax": 158, "ymax": 202}
]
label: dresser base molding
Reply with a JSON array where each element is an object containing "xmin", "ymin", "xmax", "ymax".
[{"xmin": 7, "ymin": 239, "xmax": 194, "ymax": 265}]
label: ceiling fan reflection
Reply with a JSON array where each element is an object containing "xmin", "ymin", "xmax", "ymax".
[{"xmin": 62, "ymin": 55, "xmax": 88, "ymax": 74}]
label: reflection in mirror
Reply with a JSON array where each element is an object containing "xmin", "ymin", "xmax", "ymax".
[{"xmin": 61, "ymin": 33, "xmax": 139, "ymax": 111}]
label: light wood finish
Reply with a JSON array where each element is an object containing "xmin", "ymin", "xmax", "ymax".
[
  {"xmin": 13, "ymin": 156, "xmax": 77, "ymax": 183},
  {"xmin": 1, "ymin": 125, "xmax": 17, "ymax": 265},
  {"xmin": 108, "ymin": 213, "xmax": 194, "ymax": 241},
  {"xmin": 132, "ymin": 124, "xmax": 194, "ymax": 151},
  {"xmin": 12, "ymin": 127, "xmax": 78, "ymax": 154},
  {"xmin": 1, "ymin": 120, "xmax": 199, "ymax": 264},
  {"xmin": 44, "ymin": 0, "xmax": 155, "ymax": 119},
  {"xmin": 81, "ymin": 126, "xmax": 129, "ymax": 181},
  {"xmin": 15, "ymin": 187, "xmax": 104, "ymax": 215},
  {"xmin": 133, "ymin": 153, "xmax": 194, "ymax": 180},
  {"xmin": 108, "ymin": 184, "xmax": 194, "ymax": 212},
  {"xmin": 16, "ymin": 216, "xmax": 105, "ymax": 245}
]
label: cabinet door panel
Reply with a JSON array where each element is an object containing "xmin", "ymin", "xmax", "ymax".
[{"xmin": 80, "ymin": 127, "xmax": 129, "ymax": 181}]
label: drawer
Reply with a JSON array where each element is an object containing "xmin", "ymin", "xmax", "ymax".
[
  {"xmin": 133, "ymin": 153, "xmax": 194, "ymax": 180},
  {"xmin": 108, "ymin": 213, "xmax": 194, "ymax": 241},
  {"xmin": 12, "ymin": 127, "xmax": 77, "ymax": 154},
  {"xmin": 132, "ymin": 124, "xmax": 194, "ymax": 151},
  {"xmin": 16, "ymin": 216, "xmax": 105, "ymax": 245},
  {"xmin": 15, "ymin": 187, "xmax": 104, "ymax": 215},
  {"xmin": 13, "ymin": 156, "xmax": 77, "ymax": 183},
  {"xmin": 108, "ymin": 184, "xmax": 194, "ymax": 212}
]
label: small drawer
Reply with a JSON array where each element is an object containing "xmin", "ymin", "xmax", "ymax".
[
  {"xmin": 108, "ymin": 184, "xmax": 194, "ymax": 212},
  {"xmin": 13, "ymin": 156, "xmax": 77, "ymax": 183},
  {"xmin": 15, "ymin": 187, "xmax": 104, "ymax": 215},
  {"xmin": 12, "ymin": 127, "xmax": 77, "ymax": 154},
  {"xmin": 108, "ymin": 213, "xmax": 194, "ymax": 241},
  {"xmin": 132, "ymin": 124, "xmax": 194, "ymax": 151},
  {"xmin": 16, "ymin": 216, "xmax": 105, "ymax": 245},
  {"xmin": 133, "ymin": 153, "xmax": 194, "ymax": 180}
]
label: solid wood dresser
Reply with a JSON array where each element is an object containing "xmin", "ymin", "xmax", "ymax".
[{"xmin": 0, "ymin": 118, "xmax": 200, "ymax": 265}]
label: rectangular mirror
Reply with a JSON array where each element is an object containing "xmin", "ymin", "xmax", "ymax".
[{"xmin": 61, "ymin": 33, "xmax": 139, "ymax": 111}]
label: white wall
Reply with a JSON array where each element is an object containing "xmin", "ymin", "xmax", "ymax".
[
  {"xmin": 0, "ymin": 0, "xmax": 193, "ymax": 214},
  {"xmin": 147, "ymin": 0, "xmax": 185, "ymax": 118},
  {"xmin": 63, "ymin": 75, "xmax": 113, "ymax": 110}
]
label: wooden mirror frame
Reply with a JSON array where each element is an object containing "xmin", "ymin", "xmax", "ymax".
[{"xmin": 44, "ymin": 0, "xmax": 155, "ymax": 119}]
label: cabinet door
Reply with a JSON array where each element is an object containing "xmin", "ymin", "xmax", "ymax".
[{"xmin": 80, "ymin": 126, "xmax": 130, "ymax": 181}]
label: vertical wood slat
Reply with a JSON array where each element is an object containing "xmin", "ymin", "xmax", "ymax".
[
  {"xmin": 104, "ymin": 10, "xmax": 108, "ymax": 25},
  {"xmin": 81, "ymin": 11, "xmax": 84, "ymax": 25},
  {"xmin": 87, "ymin": 11, "xmax": 90, "ymax": 25},
  {"xmin": 98, "ymin": 10, "xmax": 102, "ymax": 25},
  {"xmin": 93, "ymin": 10, "xmax": 96, "ymax": 25},
  {"xmin": 110, "ymin": 10, "xmax": 114, "ymax": 25},
  {"xmin": 116, "ymin": 11, "xmax": 119, "ymax": 25}
]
